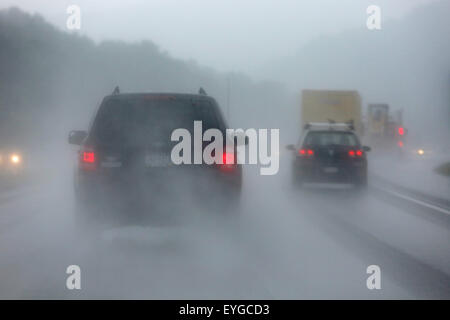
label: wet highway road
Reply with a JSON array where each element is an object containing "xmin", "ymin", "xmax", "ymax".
[{"xmin": 0, "ymin": 159, "xmax": 449, "ymax": 299}]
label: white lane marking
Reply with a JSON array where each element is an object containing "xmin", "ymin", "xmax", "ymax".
[{"xmin": 374, "ymin": 186, "xmax": 450, "ymax": 216}]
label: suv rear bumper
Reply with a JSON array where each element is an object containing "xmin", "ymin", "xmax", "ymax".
[{"xmin": 74, "ymin": 165, "xmax": 242, "ymax": 212}]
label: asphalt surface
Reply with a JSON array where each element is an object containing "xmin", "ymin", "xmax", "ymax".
[{"xmin": 0, "ymin": 157, "xmax": 449, "ymax": 299}]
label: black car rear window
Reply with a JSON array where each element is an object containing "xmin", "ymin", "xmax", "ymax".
[
  {"xmin": 91, "ymin": 97, "xmax": 221, "ymax": 147},
  {"xmin": 303, "ymin": 131, "xmax": 359, "ymax": 147}
]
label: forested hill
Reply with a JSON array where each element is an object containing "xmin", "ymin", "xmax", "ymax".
[{"xmin": 0, "ymin": 7, "xmax": 289, "ymax": 146}]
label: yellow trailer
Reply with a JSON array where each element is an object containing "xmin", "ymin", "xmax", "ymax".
[{"xmin": 301, "ymin": 90, "xmax": 362, "ymax": 136}]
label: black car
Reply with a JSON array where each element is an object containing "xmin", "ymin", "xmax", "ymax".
[
  {"xmin": 68, "ymin": 90, "xmax": 242, "ymax": 225},
  {"xmin": 287, "ymin": 123, "xmax": 370, "ymax": 188}
]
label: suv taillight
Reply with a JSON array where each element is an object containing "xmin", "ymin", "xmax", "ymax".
[
  {"xmin": 82, "ymin": 151, "xmax": 95, "ymax": 163},
  {"xmin": 218, "ymin": 152, "xmax": 237, "ymax": 172},
  {"xmin": 79, "ymin": 149, "xmax": 97, "ymax": 170}
]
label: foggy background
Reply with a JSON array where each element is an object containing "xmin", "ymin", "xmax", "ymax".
[
  {"xmin": 0, "ymin": 0, "xmax": 441, "ymax": 72},
  {"xmin": 0, "ymin": 0, "xmax": 448, "ymax": 147},
  {"xmin": 0, "ymin": 0, "xmax": 449, "ymax": 299}
]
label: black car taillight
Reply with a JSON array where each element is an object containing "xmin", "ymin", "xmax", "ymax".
[
  {"xmin": 348, "ymin": 150, "xmax": 363, "ymax": 158},
  {"xmin": 299, "ymin": 149, "xmax": 314, "ymax": 157}
]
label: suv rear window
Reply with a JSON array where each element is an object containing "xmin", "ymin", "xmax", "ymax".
[
  {"xmin": 303, "ymin": 131, "xmax": 359, "ymax": 147},
  {"xmin": 91, "ymin": 97, "xmax": 221, "ymax": 147}
]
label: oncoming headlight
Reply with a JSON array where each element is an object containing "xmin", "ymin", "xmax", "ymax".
[
  {"xmin": 417, "ymin": 149, "xmax": 425, "ymax": 156},
  {"xmin": 10, "ymin": 154, "xmax": 21, "ymax": 164}
]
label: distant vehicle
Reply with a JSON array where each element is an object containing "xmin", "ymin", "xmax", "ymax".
[
  {"xmin": 415, "ymin": 148, "xmax": 427, "ymax": 156},
  {"xmin": 0, "ymin": 148, "xmax": 24, "ymax": 176},
  {"xmin": 301, "ymin": 90, "xmax": 363, "ymax": 136},
  {"xmin": 367, "ymin": 103, "xmax": 406, "ymax": 151},
  {"xmin": 68, "ymin": 89, "xmax": 242, "ymax": 225},
  {"xmin": 367, "ymin": 103, "xmax": 389, "ymax": 137},
  {"xmin": 404, "ymin": 140, "xmax": 434, "ymax": 159},
  {"xmin": 287, "ymin": 122, "xmax": 370, "ymax": 188}
]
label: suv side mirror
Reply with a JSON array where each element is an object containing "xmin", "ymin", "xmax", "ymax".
[
  {"xmin": 286, "ymin": 144, "xmax": 296, "ymax": 151},
  {"xmin": 68, "ymin": 130, "xmax": 87, "ymax": 145},
  {"xmin": 362, "ymin": 145, "xmax": 371, "ymax": 152}
]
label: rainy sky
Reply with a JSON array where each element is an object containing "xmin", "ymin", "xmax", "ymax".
[{"xmin": 0, "ymin": 0, "xmax": 439, "ymax": 73}]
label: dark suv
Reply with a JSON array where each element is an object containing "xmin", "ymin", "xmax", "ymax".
[
  {"xmin": 287, "ymin": 123, "xmax": 370, "ymax": 188},
  {"xmin": 68, "ymin": 90, "xmax": 242, "ymax": 224}
]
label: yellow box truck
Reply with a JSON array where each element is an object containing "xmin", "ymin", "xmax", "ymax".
[{"xmin": 301, "ymin": 90, "xmax": 362, "ymax": 136}]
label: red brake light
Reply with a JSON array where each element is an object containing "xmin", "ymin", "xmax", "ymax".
[
  {"xmin": 356, "ymin": 150, "xmax": 363, "ymax": 157},
  {"xmin": 348, "ymin": 150, "xmax": 355, "ymax": 157},
  {"xmin": 299, "ymin": 149, "xmax": 314, "ymax": 157},
  {"xmin": 83, "ymin": 151, "xmax": 95, "ymax": 163},
  {"xmin": 219, "ymin": 152, "xmax": 236, "ymax": 172},
  {"xmin": 398, "ymin": 127, "xmax": 405, "ymax": 136},
  {"xmin": 222, "ymin": 152, "xmax": 235, "ymax": 165}
]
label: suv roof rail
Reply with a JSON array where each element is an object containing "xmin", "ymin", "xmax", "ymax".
[
  {"xmin": 304, "ymin": 120, "xmax": 355, "ymax": 131},
  {"xmin": 112, "ymin": 86, "xmax": 120, "ymax": 95}
]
